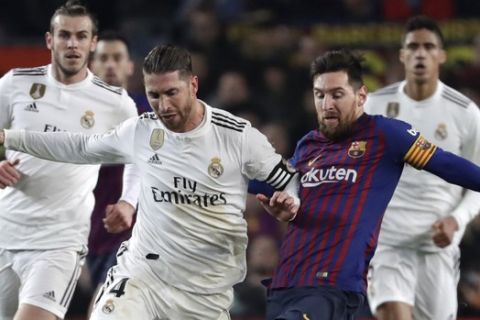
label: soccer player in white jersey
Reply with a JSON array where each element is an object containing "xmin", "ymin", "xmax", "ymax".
[
  {"xmin": 0, "ymin": 1, "xmax": 139, "ymax": 320},
  {"xmin": 365, "ymin": 15, "xmax": 480, "ymax": 320},
  {"xmin": 0, "ymin": 44, "xmax": 300, "ymax": 320}
]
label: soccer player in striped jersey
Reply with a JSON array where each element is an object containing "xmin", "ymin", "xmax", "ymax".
[
  {"xmin": 0, "ymin": 2, "xmax": 139, "ymax": 320},
  {"xmin": 256, "ymin": 49, "xmax": 480, "ymax": 320},
  {"xmin": 365, "ymin": 16, "xmax": 480, "ymax": 320},
  {"xmin": 0, "ymin": 44, "xmax": 299, "ymax": 320}
]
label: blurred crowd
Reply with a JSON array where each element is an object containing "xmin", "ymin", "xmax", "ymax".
[{"xmin": 2, "ymin": 0, "xmax": 480, "ymax": 318}]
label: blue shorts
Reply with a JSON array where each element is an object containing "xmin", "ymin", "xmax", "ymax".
[
  {"xmin": 87, "ymin": 250, "xmax": 118, "ymax": 287},
  {"xmin": 266, "ymin": 286, "xmax": 365, "ymax": 320}
]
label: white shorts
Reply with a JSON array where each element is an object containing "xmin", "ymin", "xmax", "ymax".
[
  {"xmin": 91, "ymin": 247, "xmax": 233, "ymax": 320},
  {"xmin": 0, "ymin": 247, "xmax": 86, "ymax": 319},
  {"xmin": 367, "ymin": 244, "xmax": 459, "ymax": 320}
]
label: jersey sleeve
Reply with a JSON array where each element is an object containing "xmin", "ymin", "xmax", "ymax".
[
  {"xmin": 423, "ymin": 147, "xmax": 480, "ymax": 193},
  {"xmin": 0, "ymin": 71, "xmax": 13, "ymax": 129},
  {"xmin": 5, "ymin": 116, "xmax": 138, "ymax": 164},
  {"xmin": 242, "ymin": 126, "xmax": 296, "ymax": 190},
  {"xmin": 289, "ymin": 133, "xmax": 309, "ymax": 168},
  {"xmin": 447, "ymin": 101, "xmax": 480, "ymax": 229},
  {"xmin": 121, "ymin": 91, "xmax": 139, "ymax": 120},
  {"xmin": 378, "ymin": 116, "xmax": 436, "ymax": 169}
]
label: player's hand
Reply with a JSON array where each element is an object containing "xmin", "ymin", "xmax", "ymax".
[
  {"xmin": 0, "ymin": 159, "xmax": 20, "ymax": 189},
  {"xmin": 432, "ymin": 216, "xmax": 459, "ymax": 248},
  {"xmin": 103, "ymin": 200, "xmax": 135, "ymax": 234},
  {"xmin": 256, "ymin": 191, "xmax": 299, "ymax": 222}
]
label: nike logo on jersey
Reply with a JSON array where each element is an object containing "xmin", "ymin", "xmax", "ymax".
[
  {"xmin": 24, "ymin": 102, "xmax": 39, "ymax": 112},
  {"xmin": 148, "ymin": 154, "xmax": 162, "ymax": 165},
  {"xmin": 308, "ymin": 154, "xmax": 322, "ymax": 166}
]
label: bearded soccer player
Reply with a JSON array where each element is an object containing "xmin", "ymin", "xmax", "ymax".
[
  {"xmin": 256, "ymin": 49, "xmax": 480, "ymax": 320},
  {"xmin": 365, "ymin": 16, "xmax": 480, "ymax": 320},
  {"xmin": 0, "ymin": 44, "xmax": 299, "ymax": 320},
  {"xmin": 0, "ymin": 1, "xmax": 138, "ymax": 320}
]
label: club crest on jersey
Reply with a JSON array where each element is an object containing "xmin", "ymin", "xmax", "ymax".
[
  {"xmin": 434, "ymin": 123, "xmax": 448, "ymax": 140},
  {"xmin": 416, "ymin": 137, "xmax": 431, "ymax": 150},
  {"xmin": 208, "ymin": 157, "xmax": 224, "ymax": 178},
  {"xmin": 80, "ymin": 111, "xmax": 95, "ymax": 129},
  {"xmin": 29, "ymin": 83, "xmax": 46, "ymax": 99},
  {"xmin": 386, "ymin": 102, "xmax": 399, "ymax": 118},
  {"xmin": 149, "ymin": 129, "xmax": 164, "ymax": 150},
  {"xmin": 102, "ymin": 299, "xmax": 115, "ymax": 314},
  {"xmin": 348, "ymin": 141, "xmax": 367, "ymax": 158}
]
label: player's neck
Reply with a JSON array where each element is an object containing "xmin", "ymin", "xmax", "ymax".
[
  {"xmin": 184, "ymin": 99, "xmax": 205, "ymax": 132},
  {"xmin": 404, "ymin": 80, "xmax": 437, "ymax": 101},
  {"xmin": 52, "ymin": 65, "xmax": 89, "ymax": 85}
]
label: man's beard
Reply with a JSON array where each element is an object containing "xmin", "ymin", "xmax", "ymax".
[
  {"xmin": 319, "ymin": 120, "xmax": 354, "ymax": 141},
  {"xmin": 57, "ymin": 56, "xmax": 87, "ymax": 77},
  {"xmin": 318, "ymin": 109, "xmax": 357, "ymax": 141}
]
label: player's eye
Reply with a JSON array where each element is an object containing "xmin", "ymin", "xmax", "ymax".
[{"xmin": 148, "ymin": 92, "xmax": 159, "ymax": 99}]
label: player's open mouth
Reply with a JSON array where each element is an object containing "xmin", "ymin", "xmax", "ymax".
[
  {"xmin": 323, "ymin": 117, "xmax": 338, "ymax": 126},
  {"xmin": 160, "ymin": 113, "xmax": 176, "ymax": 121},
  {"xmin": 414, "ymin": 63, "xmax": 426, "ymax": 71}
]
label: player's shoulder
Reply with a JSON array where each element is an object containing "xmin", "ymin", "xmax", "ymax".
[
  {"xmin": 440, "ymin": 82, "xmax": 473, "ymax": 109},
  {"xmin": 11, "ymin": 66, "xmax": 48, "ymax": 77},
  {"xmin": 369, "ymin": 82, "xmax": 402, "ymax": 98},
  {"xmin": 370, "ymin": 113, "xmax": 414, "ymax": 136},
  {"xmin": 210, "ymin": 106, "xmax": 251, "ymax": 134},
  {"xmin": 90, "ymin": 75, "xmax": 124, "ymax": 96},
  {"xmin": 297, "ymin": 128, "xmax": 318, "ymax": 144}
]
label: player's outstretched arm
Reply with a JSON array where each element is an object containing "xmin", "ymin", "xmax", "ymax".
[
  {"xmin": 0, "ymin": 122, "xmax": 133, "ymax": 165},
  {"xmin": 423, "ymin": 147, "xmax": 480, "ymax": 192}
]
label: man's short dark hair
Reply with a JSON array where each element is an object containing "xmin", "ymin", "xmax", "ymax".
[
  {"xmin": 50, "ymin": 0, "xmax": 98, "ymax": 36},
  {"xmin": 402, "ymin": 15, "xmax": 444, "ymax": 47},
  {"xmin": 98, "ymin": 31, "xmax": 130, "ymax": 55},
  {"xmin": 143, "ymin": 45, "xmax": 193, "ymax": 78},
  {"xmin": 310, "ymin": 49, "xmax": 364, "ymax": 90}
]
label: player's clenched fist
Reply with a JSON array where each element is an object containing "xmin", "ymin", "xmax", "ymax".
[
  {"xmin": 103, "ymin": 200, "xmax": 135, "ymax": 233},
  {"xmin": 0, "ymin": 159, "xmax": 20, "ymax": 189}
]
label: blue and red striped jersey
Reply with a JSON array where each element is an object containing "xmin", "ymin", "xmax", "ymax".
[{"xmin": 271, "ymin": 113, "xmax": 437, "ymax": 293}]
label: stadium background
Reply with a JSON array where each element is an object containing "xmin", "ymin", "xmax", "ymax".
[{"xmin": 1, "ymin": 0, "xmax": 480, "ymax": 319}]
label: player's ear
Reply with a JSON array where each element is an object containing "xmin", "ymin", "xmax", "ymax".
[
  {"xmin": 190, "ymin": 75, "xmax": 199, "ymax": 95},
  {"xmin": 90, "ymin": 35, "xmax": 98, "ymax": 53},
  {"xmin": 127, "ymin": 60, "xmax": 134, "ymax": 77},
  {"xmin": 438, "ymin": 48, "xmax": 447, "ymax": 65},
  {"xmin": 45, "ymin": 32, "xmax": 53, "ymax": 50},
  {"xmin": 357, "ymin": 85, "xmax": 368, "ymax": 107},
  {"xmin": 399, "ymin": 48, "xmax": 405, "ymax": 64}
]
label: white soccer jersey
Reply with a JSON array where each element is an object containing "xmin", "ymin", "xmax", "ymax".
[
  {"xmin": 4, "ymin": 101, "xmax": 295, "ymax": 294},
  {"xmin": 0, "ymin": 65, "xmax": 137, "ymax": 250},
  {"xmin": 365, "ymin": 80, "xmax": 480, "ymax": 251}
]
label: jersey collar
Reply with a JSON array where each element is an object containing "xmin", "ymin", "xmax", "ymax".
[{"xmin": 46, "ymin": 64, "xmax": 94, "ymax": 89}]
